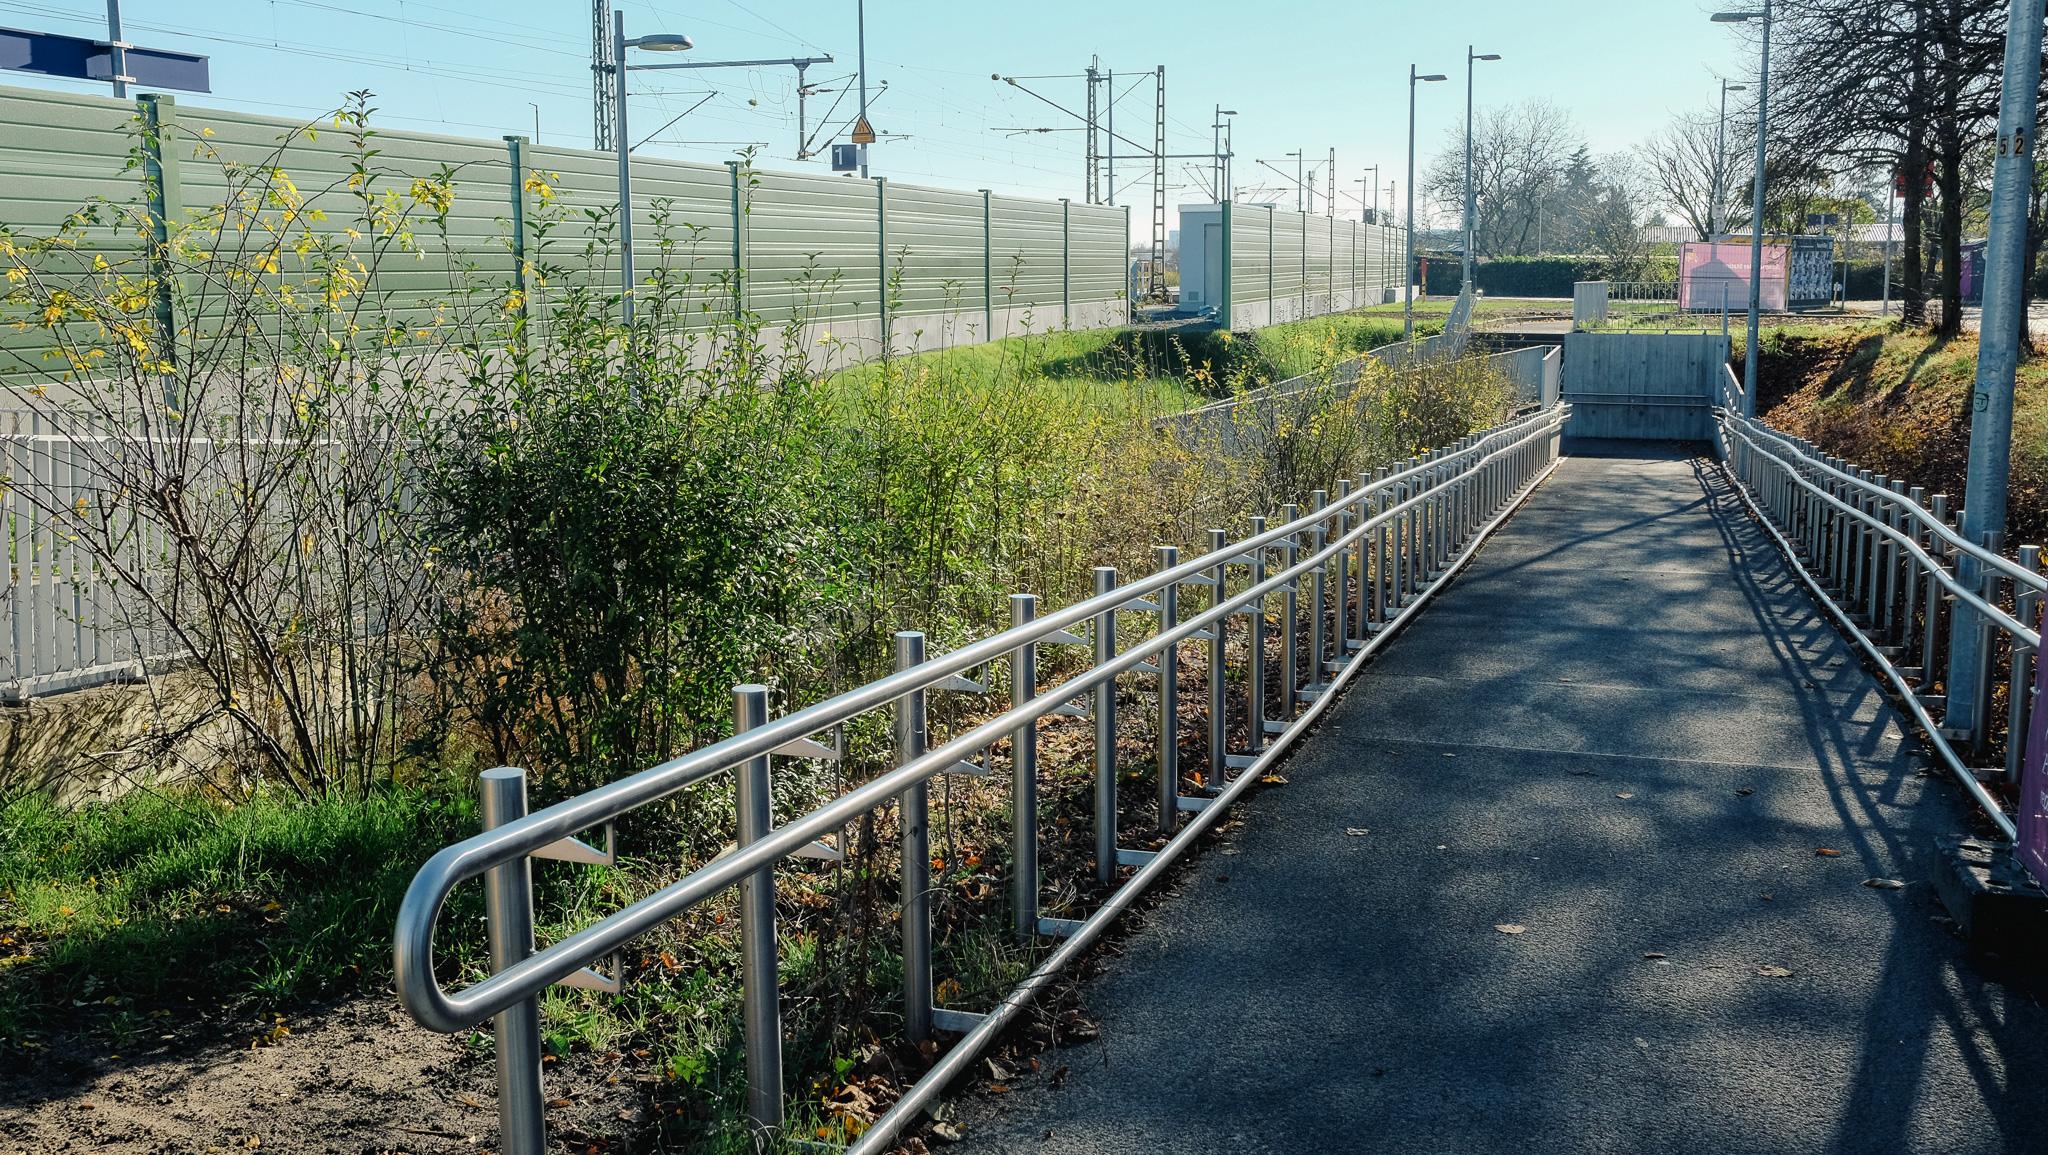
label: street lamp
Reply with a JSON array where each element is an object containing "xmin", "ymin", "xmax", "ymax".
[
  {"xmin": 1711, "ymin": 80, "xmax": 1746, "ymax": 236},
  {"xmin": 1714, "ymin": 3, "xmax": 1770, "ymax": 416},
  {"xmin": 1408, "ymin": 65, "xmax": 1448, "ymax": 340},
  {"xmin": 611, "ymin": 10, "xmax": 694, "ymax": 328},
  {"xmin": 1285, "ymin": 149, "xmax": 1305, "ymax": 212},
  {"xmin": 1463, "ymin": 47, "xmax": 1501, "ymax": 293}
]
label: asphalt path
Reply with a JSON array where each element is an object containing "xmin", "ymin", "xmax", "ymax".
[{"xmin": 950, "ymin": 447, "xmax": 2048, "ymax": 1155}]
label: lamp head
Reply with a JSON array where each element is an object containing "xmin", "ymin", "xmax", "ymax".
[
  {"xmin": 629, "ymin": 32, "xmax": 693, "ymax": 51},
  {"xmin": 1418, "ymin": 74, "xmax": 1448, "ymax": 83},
  {"xmin": 1711, "ymin": 11, "xmax": 1763, "ymax": 21},
  {"xmin": 1474, "ymin": 53, "xmax": 1502, "ymax": 61}
]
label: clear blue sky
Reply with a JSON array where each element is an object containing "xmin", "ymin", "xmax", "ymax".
[{"xmin": 10, "ymin": 0, "xmax": 1753, "ymax": 224}]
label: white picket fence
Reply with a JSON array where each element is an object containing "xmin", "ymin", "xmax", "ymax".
[{"xmin": 0, "ymin": 410, "xmax": 169, "ymax": 700}]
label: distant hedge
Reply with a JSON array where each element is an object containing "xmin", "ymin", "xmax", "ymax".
[{"xmin": 1421, "ymin": 255, "xmax": 1681, "ymax": 298}]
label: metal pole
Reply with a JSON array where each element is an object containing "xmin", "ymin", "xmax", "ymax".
[
  {"xmin": 614, "ymin": 10, "xmax": 634, "ymax": 329},
  {"xmin": 1947, "ymin": 0, "xmax": 2044, "ymax": 736},
  {"xmin": 856, "ymin": 0, "xmax": 869, "ymax": 178},
  {"xmin": 733, "ymin": 686, "xmax": 783, "ymax": 1131},
  {"xmin": 1093, "ymin": 567, "xmax": 1118, "ymax": 882},
  {"xmin": 1742, "ymin": 3, "xmax": 1771, "ymax": 417},
  {"xmin": 1406, "ymin": 67, "xmax": 1419, "ymax": 341},
  {"xmin": 480, "ymin": 767, "xmax": 545, "ymax": 1155},
  {"xmin": 1213, "ymin": 105, "xmax": 1221, "ymax": 205},
  {"xmin": 1107, "ymin": 69, "xmax": 1115, "ymax": 207},
  {"xmin": 894, "ymin": 632, "xmax": 932, "ymax": 1042},
  {"xmin": 1714, "ymin": 79, "xmax": 1729, "ymax": 237},
  {"xmin": 1008, "ymin": 595, "xmax": 1039, "ymax": 938},
  {"xmin": 105, "ymin": 0, "xmax": 129, "ymax": 98},
  {"xmin": 1154, "ymin": 548, "xmax": 1179, "ymax": 834},
  {"xmin": 1463, "ymin": 46, "xmax": 1475, "ymax": 291}
]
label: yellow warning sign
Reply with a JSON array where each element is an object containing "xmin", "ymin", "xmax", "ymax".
[{"xmin": 850, "ymin": 116, "xmax": 876, "ymax": 145}]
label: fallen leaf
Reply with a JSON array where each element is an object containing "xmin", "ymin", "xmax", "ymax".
[
  {"xmin": 1344, "ymin": 827, "xmax": 1371, "ymax": 836},
  {"xmin": 1736, "ymin": 787, "xmax": 1754, "ymax": 797},
  {"xmin": 1815, "ymin": 848, "xmax": 1841, "ymax": 858},
  {"xmin": 986, "ymin": 1083, "xmax": 1011, "ymax": 1095},
  {"xmin": 1495, "ymin": 923, "xmax": 1527, "ymax": 935},
  {"xmin": 1259, "ymin": 774, "xmax": 1289, "ymax": 785},
  {"xmin": 931, "ymin": 1123, "xmax": 965, "ymax": 1143},
  {"xmin": 1642, "ymin": 952, "xmax": 1667, "ymax": 960},
  {"xmin": 1864, "ymin": 877, "xmax": 1905, "ymax": 890},
  {"xmin": 546, "ymin": 1098, "xmax": 573, "ymax": 1109},
  {"xmin": 1760, "ymin": 893, "xmax": 1775, "ymax": 901},
  {"xmin": 1615, "ymin": 792, "xmax": 1635, "ymax": 800},
  {"xmin": 1757, "ymin": 965, "xmax": 1794, "ymax": 977},
  {"xmin": 986, "ymin": 1058, "xmax": 1011, "ymax": 1081}
]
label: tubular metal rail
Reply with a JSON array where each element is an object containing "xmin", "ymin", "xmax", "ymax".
[
  {"xmin": 394, "ymin": 402, "xmax": 1568, "ymax": 1154},
  {"xmin": 1718, "ymin": 408, "xmax": 2045, "ymax": 840}
]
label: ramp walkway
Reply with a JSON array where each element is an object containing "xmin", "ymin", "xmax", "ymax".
[{"xmin": 951, "ymin": 446, "xmax": 2048, "ymax": 1155}]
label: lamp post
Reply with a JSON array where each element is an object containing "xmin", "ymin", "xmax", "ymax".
[
  {"xmin": 1408, "ymin": 65, "xmax": 1447, "ymax": 341},
  {"xmin": 1712, "ymin": 80, "xmax": 1746, "ymax": 236},
  {"xmin": 610, "ymin": 10, "xmax": 694, "ymax": 328},
  {"xmin": 1287, "ymin": 149, "xmax": 1305, "ymax": 212},
  {"xmin": 1363, "ymin": 164, "xmax": 1379, "ymax": 223},
  {"xmin": 1463, "ymin": 47, "xmax": 1501, "ymax": 292},
  {"xmin": 1714, "ymin": 3, "xmax": 1770, "ymax": 417},
  {"xmin": 1946, "ymin": 0, "xmax": 2045, "ymax": 744}
]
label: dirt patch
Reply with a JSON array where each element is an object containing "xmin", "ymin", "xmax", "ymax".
[
  {"xmin": 0, "ymin": 994, "xmax": 657, "ymax": 1154},
  {"xmin": 1756, "ymin": 327, "xmax": 2048, "ymax": 547}
]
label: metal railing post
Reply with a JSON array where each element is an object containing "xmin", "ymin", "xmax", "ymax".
[
  {"xmin": 1924, "ymin": 495, "xmax": 1950, "ymax": 687},
  {"xmin": 1332, "ymin": 480, "xmax": 1352, "ymax": 662},
  {"xmin": 1280, "ymin": 507, "xmax": 1299, "ymax": 708},
  {"xmin": 1246, "ymin": 519, "xmax": 1268, "ymax": 753},
  {"xmin": 1972, "ymin": 530, "xmax": 2004, "ymax": 748},
  {"xmin": 1206, "ymin": 531, "xmax": 1228, "ymax": 786},
  {"xmin": 1093, "ymin": 567, "xmax": 1119, "ymax": 880},
  {"xmin": 894, "ymin": 632, "xmax": 933, "ymax": 1042},
  {"xmin": 1904, "ymin": 487, "xmax": 1927, "ymax": 665},
  {"xmin": 1008, "ymin": 595, "xmax": 1039, "ymax": 938},
  {"xmin": 2006, "ymin": 545, "xmax": 2041, "ymax": 782},
  {"xmin": 1153, "ymin": 549, "xmax": 1179, "ymax": 834},
  {"xmin": 1309, "ymin": 490, "xmax": 1328, "ymax": 688},
  {"xmin": 479, "ymin": 767, "xmax": 546, "ymax": 1155},
  {"xmin": 733, "ymin": 685, "xmax": 784, "ymax": 1131},
  {"xmin": 1883, "ymin": 480, "xmax": 1906, "ymax": 640},
  {"xmin": 1372, "ymin": 479, "xmax": 1388, "ymax": 628}
]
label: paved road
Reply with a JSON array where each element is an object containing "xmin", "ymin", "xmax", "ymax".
[{"xmin": 953, "ymin": 447, "xmax": 2048, "ymax": 1155}]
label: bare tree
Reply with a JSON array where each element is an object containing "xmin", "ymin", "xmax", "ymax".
[
  {"xmin": 1642, "ymin": 113, "xmax": 1743, "ymax": 241},
  {"xmin": 1425, "ymin": 100, "xmax": 1582, "ymax": 259},
  {"xmin": 1583, "ymin": 153, "xmax": 1660, "ymax": 280},
  {"xmin": 1768, "ymin": 0, "xmax": 2008, "ymax": 330}
]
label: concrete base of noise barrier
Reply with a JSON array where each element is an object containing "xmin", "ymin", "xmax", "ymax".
[{"xmin": 1930, "ymin": 836, "xmax": 2048, "ymax": 962}]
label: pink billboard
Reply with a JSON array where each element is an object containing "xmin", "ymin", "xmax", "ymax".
[{"xmin": 1678, "ymin": 241, "xmax": 1787, "ymax": 313}]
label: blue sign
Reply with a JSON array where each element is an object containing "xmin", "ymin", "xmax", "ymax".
[
  {"xmin": 1, "ymin": 26, "xmax": 210, "ymax": 92},
  {"xmin": 830, "ymin": 143, "xmax": 858, "ymax": 172}
]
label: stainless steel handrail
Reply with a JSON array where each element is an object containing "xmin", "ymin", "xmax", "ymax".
[
  {"xmin": 1725, "ymin": 420, "xmax": 2038, "ymax": 645},
  {"xmin": 1731, "ymin": 415, "xmax": 2047, "ymax": 594},
  {"xmin": 1717, "ymin": 406, "xmax": 2041, "ymax": 841},
  {"xmin": 394, "ymin": 400, "xmax": 1568, "ymax": 1151}
]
